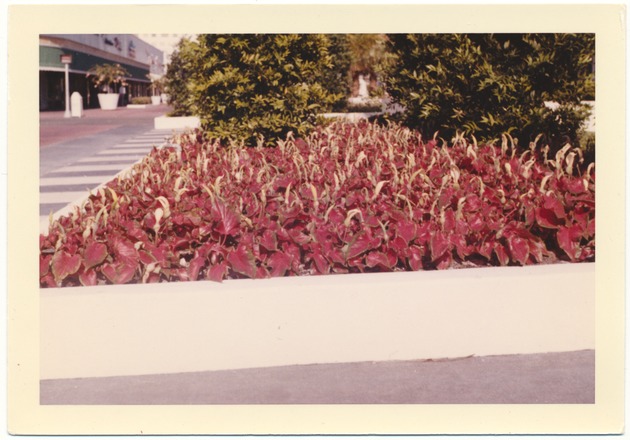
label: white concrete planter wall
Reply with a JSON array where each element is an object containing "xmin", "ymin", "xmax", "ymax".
[
  {"xmin": 40, "ymin": 262, "xmax": 594, "ymax": 380},
  {"xmin": 320, "ymin": 112, "xmax": 380, "ymax": 123},
  {"xmin": 154, "ymin": 115, "xmax": 201, "ymax": 130},
  {"xmin": 126, "ymin": 104, "xmax": 147, "ymax": 109},
  {"xmin": 97, "ymin": 93, "xmax": 119, "ymax": 110}
]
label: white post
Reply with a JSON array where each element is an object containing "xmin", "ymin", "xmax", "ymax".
[
  {"xmin": 60, "ymin": 54, "xmax": 73, "ymax": 118},
  {"xmin": 63, "ymin": 63, "xmax": 70, "ymax": 118}
]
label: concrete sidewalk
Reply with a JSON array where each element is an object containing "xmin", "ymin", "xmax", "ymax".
[
  {"xmin": 40, "ymin": 350, "xmax": 594, "ymax": 404},
  {"xmin": 39, "ymin": 105, "xmax": 181, "ymax": 229}
]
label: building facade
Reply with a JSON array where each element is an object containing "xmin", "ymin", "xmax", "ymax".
[
  {"xmin": 39, "ymin": 34, "xmax": 164, "ymax": 111},
  {"xmin": 137, "ymin": 34, "xmax": 196, "ymax": 68}
]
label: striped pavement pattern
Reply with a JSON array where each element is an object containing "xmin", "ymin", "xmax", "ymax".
[{"xmin": 40, "ymin": 129, "xmax": 175, "ymax": 233}]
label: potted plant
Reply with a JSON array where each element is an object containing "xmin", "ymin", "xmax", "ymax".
[
  {"xmin": 148, "ymin": 75, "xmax": 164, "ymax": 105},
  {"xmin": 87, "ymin": 63, "xmax": 130, "ymax": 110}
]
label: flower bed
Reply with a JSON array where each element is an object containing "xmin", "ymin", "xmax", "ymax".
[{"xmin": 39, "ymin": 121, "xmax": 595, "ymax": 287}]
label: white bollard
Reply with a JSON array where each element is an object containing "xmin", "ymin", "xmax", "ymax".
[{"xmin": 71, "ymin": 92, "xmax": 83, "ymax": 118}]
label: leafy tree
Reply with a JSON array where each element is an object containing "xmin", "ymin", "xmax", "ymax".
[
  {"xmin": 165, "ymin": 34, "xmax": 344, "ymax": 146},
  {"xmin": 164, "ymin": 37, "xmax": 198, "ymax": 116},
  {"xmin": 347, "ymin": 34, "xmax": 393, "ymax": 97},
  {"xmin": 384, "ymin": 33, "xmax": 595, "ymax": 151},
  {"xmin": 86, "ymin": 63, "xmax": 130, "ymax": 93},
  {"xmin": 324, "ymin": 34, "xmax": 352, "ymax": 111}
]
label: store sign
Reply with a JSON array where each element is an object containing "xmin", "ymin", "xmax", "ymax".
[
  {"xmin": 128, "ymin": 40, "xmax": 136, "ymax": 58},
  {"xmin": 60, "ymin": 54, "xmax": 72, "ymax": 64},
  {"xmin": 102, "ymin": 35, "xmax": 122, "ymax": 52}
]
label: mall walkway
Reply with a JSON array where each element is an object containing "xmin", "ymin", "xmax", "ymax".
[
  {"xmin": 41, "ymin": 350, "xmax": 595, "ymax": 405},
  {"xmin": 39, "ymin": 105, "xmax": 180, "ymax": 231}
]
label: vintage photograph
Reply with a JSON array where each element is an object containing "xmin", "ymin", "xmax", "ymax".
[
  {"xmin": 38, "ymin": 31, "xmax": 596, "ymax": 404},
  {"xmin": 7, "ymin": 3, "xmax": 626, "ymax": 436}
]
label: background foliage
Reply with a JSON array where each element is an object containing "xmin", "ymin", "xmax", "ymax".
[
  {"xmin": 165, "ymin": 34, "xmax": 346, "ymax": 146},
  {"xmin": 384, "ymin": 34, "xmax": 595, "ymax": 152}
]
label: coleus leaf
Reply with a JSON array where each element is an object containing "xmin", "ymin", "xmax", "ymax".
[
  {"xmin": 494, "ymin": 243, "xmax": 510, "ymax": 266},
  {"xmin": 528, "ymin": 238, "xmax": 547, "ymax": 263},
  {"xmin": 408, "ymin": 246, "xmax": 424, "ymax": 271},
  {"xmin": 212, "ymin": 199, "xmax": 240, "ymax": 236},
  {"xmin": 430, "ymin": 231, "xmax": 449, "ymax": 261},
  {"xmin": 565, "ymin": 177, "xmax": 587, "ymax": 195},
  {"xmin": 468, "ymin": 213, "xmax": 486, "ymax": 232},
  {"xmin": 142, "ymin": 242, "xmax": 168, "ymax": 266},
  {"xmin": 396, "ymin": 220, "xmax": 417, "ymax": 244},
  {"xmin": 443, "ymin": 209, "xmax": 456, "ymax": 232},
  {"xmin": 507, "ymin": 236, "xmax": 529, "ymax": 265},
  {"xmin": 207, "ymin": 262, "xmax": 227, "ymax": 282},
  {"xmin": 110, "ymin": 236, "xmax": 138, "ymax": 263},
  {"xmin": 282, "ymin": 242, "xmax": 302, "ymax": 272},
  {"xmin": 388, "ymin": 236, "xmax": 409, "ymax": 255},
  {"xmin": 321, "ymin": 242, "xmax": 345, "ymax": 265},
  {"xmin": 542, "ymin": 195, "xmax": 566, "ymax": 219},
  {"xmin": 310, "ymin": 248, "xmax": 330, "ymax": 275},
  {"xmin": 434, "ymin": 251, "xmax": 452, "ymax": 270},
  {"xmin": 188, "ymin": 256, "xmax": 206, "ymax": 281},
  {"xmin": 288, "ymin": 228, "xmax": 311, "ymax": 245},
  {"xmin": 101, "ymin": 261, "xmax": 137, "ymax": 284},
  {"xmin": 478, "ymin": 240, "xmax": 494, "ymax": 259},
  {"xmin": 345, "ymin": 232, "xmax": 379, "ymax": 260},
  {"xmin": 451, "ymin": 234, "xmax": 472, "ymax": 260},
  {"xmin": 227, "ymin": 244, "xmax": 257, "ymax": 278},
  {"xmin": 41, "ymin": 273, "xmax": 57, "ymax": 288},
  {"xmin": 268, "ymin": 251, "xmax": 292, "ymax": 277},
  {"xmin": 79, "ymin": 268, "xmax": 98, "ymax": 286},
  {"xmin": 51, "ymin": 251, "xmax": 81, "ymax": 284},
  {"xmin": 259, "ymin": 229, "xmax": 278, "ymax": 251},
  {"xmin": 557, "ymin": 226, "xmax": 581, "ymax": 261},
  {"xmin": 366, "ymin": 251, "xmax": 393, "ymax": 270},
  {"xmin": 83, "ymin": 242, "xmax": 108, "ymax": 269},
  {"xmin": 40, "ymin": 254, "xmax": 52, "ymax": 277},
  {"xmin": 535, "ymin": 207, "xmax": 563, "ymax": 229}
]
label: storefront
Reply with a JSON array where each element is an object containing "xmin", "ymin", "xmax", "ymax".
[{"xmin": 39, "ymin": 34, "xmax": 164, "ymax": 111}]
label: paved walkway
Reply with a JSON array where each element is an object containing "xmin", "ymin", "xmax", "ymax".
[
  {"xmin": 40, "ymin": 350, "xmax": 595, "ymax": 404},
  {"xmin": 39, "ymin": 105, "xmax": 179, "ymax": 230}
]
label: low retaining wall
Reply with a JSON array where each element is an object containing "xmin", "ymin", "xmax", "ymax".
[
  {"xmin": 320, "ymin": 112, "xmax": 380, "ymax": 123},
  {"xmin": 40, "ymin": 262, "xmax": 594, "ymax": 380},
  {"xmin": 154, "ymin": 115, "xmax": 201, "ymax": 130}
]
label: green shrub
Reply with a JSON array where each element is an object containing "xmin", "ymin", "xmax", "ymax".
[
  {"xmin": 165, "ymin": 34, "xmax": 345, "ymax": 146},
  {"xmin": 165, "ymin": 37, "xmax": 197, "ymax": 117},
  {"xmin": 384, "ymin": 34, "xmax": 595, "ymax": 151},
  {"xmin": 130, "ymin": 96, "xmax": 151, "ymax": 105},
  {"xmin": 322, "ymin": 34, "xmax": 352, "ymax": 112}
]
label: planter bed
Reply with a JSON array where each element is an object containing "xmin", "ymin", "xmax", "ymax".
[
  {"xmin": 39, "ymin": 121, "xmax": 595, "ymax": 288},
  {"xmin": 40, "ymin": 261, "xmax": 594, "ymax": 380},
  {"xmin": 38, "ymin": 119, "xmax": 597, "ymax": 381}
]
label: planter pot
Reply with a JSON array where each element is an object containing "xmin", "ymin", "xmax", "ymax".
[
  {"xmin": 40, "ymin": 263, "xmax": 594, "ymax": 380},
  {"xmin": 97, "ymin": 93, "xmax": 119, "ymax": 110},
  {"xmin": 160, "ymin": 93, "xmax": 169, "ymax": 104},
  {"xmin": 151, "ymin": 96, "xmax": 161, "ymax": 105}
]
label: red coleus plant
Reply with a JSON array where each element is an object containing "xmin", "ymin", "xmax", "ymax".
[{"xmin": 40, "ymin": 121, "xmax": 595, "ymax": 287}]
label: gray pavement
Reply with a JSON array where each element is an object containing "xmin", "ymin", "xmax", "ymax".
[
  {"xmin": 40, "ymin": 350, "xmax": 594, "ymax": 404},
  {"xmin": 39, "ymin": 105, "xmax": 179, "ymax": 223}
]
